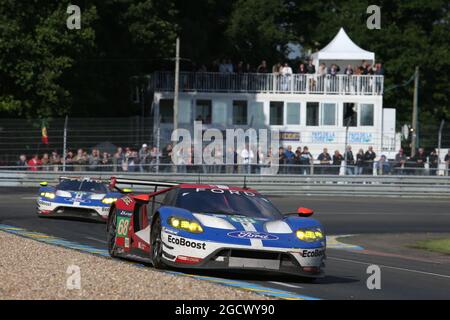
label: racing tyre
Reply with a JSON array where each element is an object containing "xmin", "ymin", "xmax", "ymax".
[
  {"xmin": 151, "ymin": 215, "xmax": 165, "ymax": 269},
  {"xmin": 107, "ymin": 208, "xmax": 118, "ymax": 257}
]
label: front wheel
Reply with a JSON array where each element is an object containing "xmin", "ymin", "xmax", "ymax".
[
  {"xmin": 107, "ymin": 208, "xmax": 118, "ymax": 257},
  {"xmin": 150, "ymin": 216, "xmax": 165, "ymax": 269}
]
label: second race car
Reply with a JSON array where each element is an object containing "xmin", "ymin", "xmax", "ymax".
[
  {"xmin": 37, "ymin": 176, "xmax": 124, "ymax": 221},
  {"xmin": 107, "ymin": 178, "xmax": 326, "ymax": 278}
]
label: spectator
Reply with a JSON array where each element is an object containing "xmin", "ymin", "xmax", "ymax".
[
  {"xmin": 162, "ymin": 144, "xmax": 173, "ymax": 172},
  {"xmin": 149, "ymin": 146, "xmax": 161, "ymax": 172},
  {"xmin": 328, "ymin": 64, "xmax": 340, "ymax": 76},
  {"xmin": 74, "ymin": 148, "xmax": 87, "ymax": 171},
  {"xmin": 429, "ymin": 149, "xmax": 439, "ymax": 176},
  {"xmin": 344, "ymin": 64, "xmax": 354, "ymax": 75},
  {"xmin": 278, "ymin": 147, "xmax": 286, "ymax": 172},
  {"xmin": 27, "ymin": 154, "xmax": 41, "ymax": 171},
  {"xmin": 345, "ymin": 146, "xmax": 355, "ymax": 175},
  {"xmin": 101, "ymin": 152, "xmax": 111, "ymax": 171},
  {"xmin": 50, "ymin": 151, "xmax": 61, "ymax": 171},
  {"xmin": 280, "ymin": 63, "xmax": 293, "ymax": 90},
  {"xmin": 41, "ymin": 153, "xmax": 50, "ymax": 171},
  {"xmin": 306, "ymin": 60, "xmax": 315, "ymax": 74},
  {"xmin": 317, "ymin": 148, "xmax": 331, "ymax": 174},
  {"xmin": 226, "ymin": 59, "xmax": 234, "ymax": 73},
  {"xmin": 88, "ymin": 149, "xmax": 101, "ymax": 171},
  {"xmin": 364, "ymin": 146, "xmax": 376, "ymax": 174},
  {"xmin": 299, "ymin": 146, "xmax": 313, "ymax": 175},
  {"xmin": 332, "ymin": 150, "xmax": 344, "ymax": 175},
  {"xmin": 219, "ymin": 59, "xmax": 227, "ymax": 73},
  {"xmin": 113, "ymin": 147, "xmax": 124, "ymax": 172},
  {"xmin": 394, "ymin": 148, "xmax": 407, "ymax": 175},
  {"xmin": 445, "ymin": 150, "xmax": 450, "ymax": 176},
  {"xmin": 65, "ymin": 150, "xmax": 74, "ymax": 171},
  {"xmin": 128, "ymin": 151, "xmax": 138, "ymax": 172},
  {"xmin": 284, "ymin": 145, "xmax": 295, "ymax": 174},
  {"xmin": 411, "ymin": 148, "xmax": 427, "ymax": 175},
  {"xmin": 272, "ymin": 63, "xmax": 282, "ymax": 74},
  {"xmin": 256, "ymin": 60, "xmax": 268, "ymax": 73},
  {"xmin": 297, "ymin": 63, "xmax": 307, "ymax": 74},
  {"xmin": 17, "ymin": 154, "xmax": 28, "ymax": 171},
  {"xmin": 318, "ymin": 63, "xmax": 327, "ymax": 76},
  {"xmin": 355, "ymin": 149, "xmax": 365, "ymax": 175},
  {"xmin": 377, "ymin": 155, "xmax": 391, "ymax": 175},
  {"xmin": 139, "ymin": 143, "xmax": 150, "ymax": 172},
  {"xmin": 240, "ymin": 143, "xmax": 254, "ymax": 174}
]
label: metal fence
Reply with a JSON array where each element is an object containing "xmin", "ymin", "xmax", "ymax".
[
  {"xmin": 1, "ymin": 170, "xmax": 450, "ymax": 198},
  {"xmin": 153, "ymin": 72, "xmax": 384, "ymax": 96},
  {"xmin": 0, "ymin": 117, "xmax": 152, "ymax": 166}
]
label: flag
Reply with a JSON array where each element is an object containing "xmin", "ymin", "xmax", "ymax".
[{"xmin": 41, "ymin": 122, "xmax": 49, "ymax": 145}]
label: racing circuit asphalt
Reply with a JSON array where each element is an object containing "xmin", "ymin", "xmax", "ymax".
[{"xmin": 1, "ymin": 187, "xmax": 450, "ymax": 300}]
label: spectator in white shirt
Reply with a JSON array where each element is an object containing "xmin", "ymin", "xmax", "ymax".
[{"xmin": 240, "ymin": 143, "xmax": 254, "ymax": 174}]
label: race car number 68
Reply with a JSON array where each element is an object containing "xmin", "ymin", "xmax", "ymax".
[{"xmin": 117, "ymin": 218, "xmax": 130, "ymax": 237}]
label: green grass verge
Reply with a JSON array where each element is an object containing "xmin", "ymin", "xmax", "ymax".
[{"xmin": 411, "ymin": 238, "xmax": 450, "ymax": 255}]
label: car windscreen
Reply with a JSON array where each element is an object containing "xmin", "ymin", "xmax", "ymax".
[
  {"xmin": 57, "ymin": 180, "xmax": 107, "ymax": 193},
  {"xmin": 175, "ymin": 188, "xmax": 283, "ymax": 219}
]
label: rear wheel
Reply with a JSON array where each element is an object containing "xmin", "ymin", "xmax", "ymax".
[
  {"xmin": 150, "ymin": 216, "xmax": 165, "ymax": 269},
  {"xmin": 107, "ymin": 208, "xmax": 118, "ymax": 257}
]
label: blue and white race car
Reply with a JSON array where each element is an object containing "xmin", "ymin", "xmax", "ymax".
[
  {"xmin": 107, "ymin": 178, "xmax": 326, "ymax": 278},
  {"xmin": 37, "ymin": 177, "xmax": 124, "ymax": 221}
]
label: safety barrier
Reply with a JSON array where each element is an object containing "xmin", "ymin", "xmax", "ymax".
[{"xmin": 1, "ymin": 170, "xmax": 450, "ymax": 198}]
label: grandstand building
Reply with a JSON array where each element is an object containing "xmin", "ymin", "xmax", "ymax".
[{"xmin": 146, "ymin": 28, "xmax": 399, "ymax": 157}]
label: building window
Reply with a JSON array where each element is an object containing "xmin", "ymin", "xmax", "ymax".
[
  {"xmin": 343, "ymin": 103, "xmax": 357, "ymax": 127},
  {"xmin": 233, "ymin": 100, "xmax": 248, "ymax": 125},
  {"xmin": 306, "ymin": 102, "xmax": 319, "ymax": 126},
  {"xmin": 160, "ymin": 99, "xmax": 174, "ymax": 123},
  {"xmin": 286, "ymin": 103, "xmax": 301, "ymax": 125},
  {"xmin": 321, "ymin": 103, "xmax": 336, "ymax": 126},
  {"xmin": 360, "ymin": 104, "xmax": 374, "ymax": 126},
  {"xmin": 270, "ymin": 101, "xmax": 284, "ymax": 125},
  {"xmin": 195, "ymin": 100, "xmax": 212, "ymax": 124}
]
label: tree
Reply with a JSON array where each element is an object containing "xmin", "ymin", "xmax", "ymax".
[{"xmin": 0, "ymin": 1, "xmax": 97, "ymax": 118}]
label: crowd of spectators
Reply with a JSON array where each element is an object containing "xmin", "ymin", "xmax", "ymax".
[
  {"xmin": 188, "ymin": 58, "xmax": 384, "ymax": 78},
  {"xmin": 13, "ymin": 144, "xmax": 449, "ymax": 176}
]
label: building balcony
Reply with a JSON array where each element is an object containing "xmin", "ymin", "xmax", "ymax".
[{"xmin": 151, "ymin": 71, "xmax": 384, "ymax": 96}]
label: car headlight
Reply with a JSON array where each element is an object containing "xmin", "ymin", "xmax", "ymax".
[
  {"xmin": 102, "ymin": 197, "xmax": 118, "ymax": 204},
  {"xmin": 168, "ymin": 217, "xmax": 203, "ymax": 233},
  {"xmin": 40, "ymin": 192, "xmax": 55, "ymax": 199},
  {"xmin": 296, "ymin": 228, "xmax": 324, "ymax": 242}
]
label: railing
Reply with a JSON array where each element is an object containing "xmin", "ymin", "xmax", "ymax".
[
  {"xmin": 1, "ymin": 170, "xmax": 450, "ymax": 198},
  {"xmin": 152, "ymin": 72, "xmax": 384, "ymax": 96},
  {"xmin": 1, "ymin": 161, "xmax": 448, "ymax": 176}
]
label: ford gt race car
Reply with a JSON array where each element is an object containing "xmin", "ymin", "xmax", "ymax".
[
  {"xmin": 37, "ymin": 177, "xmax": 124, "ymax": 221},
  {"xmin": 107, "ymin": 178, "xmax": 326, "ymax": 278}
]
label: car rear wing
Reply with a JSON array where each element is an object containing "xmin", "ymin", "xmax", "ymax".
[{"xmin": 110, "ymin": 177, "xmax": 179, "ymax": 194}]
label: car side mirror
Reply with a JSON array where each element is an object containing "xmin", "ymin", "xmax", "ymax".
[
  {"xmin": 297, "ymin": 207, "xmax": 314, "ymax": 217},
  {"xmin": 39, "ymin": 181, "xmax": 48, "ymax": 187}
]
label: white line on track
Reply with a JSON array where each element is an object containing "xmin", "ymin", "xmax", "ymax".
[
  {"xmin": 85, "ymin": 236, "xmax": 107, "ymax": 244},
  {"xmin": 328, "ymin": 256, "xmax": 450, "ymax": 279},
  {"xmin": 269, "ymin": 281, "xmax": 303, "ymax": 289}
]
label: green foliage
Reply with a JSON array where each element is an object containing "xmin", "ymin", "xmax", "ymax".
[
  {"xmin": 0, "ymin": 0, "xmax": 448, "ymax": 140},
  {"xmin": 226, "ymin": 0, "xmax": 292, "ymax": 63},
  {"xmin": 0, "ymin": 1, "xmax": 97, "ymax": 118}
]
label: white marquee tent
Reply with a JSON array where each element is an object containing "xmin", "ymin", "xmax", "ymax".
[{"xmin": 310, "ymin": 28, "xmax": 375, "ymax": 71}]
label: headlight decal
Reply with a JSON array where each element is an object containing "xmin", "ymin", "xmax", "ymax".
[
  {"xmin": 296, "ymin": 227, "xmax": 324, "ymax": 242},
  {"xmin": 168, "ymin": 217, "xmax": 203, "ymax": 233},
  {"xmin": 40, "ymin": 192, "xmax": 56, "ymax": 199}
]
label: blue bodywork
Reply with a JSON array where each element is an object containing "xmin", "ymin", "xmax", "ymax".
[{"xmin": 158, "ymin": 206, "xmax": 326, "ymax": 249}]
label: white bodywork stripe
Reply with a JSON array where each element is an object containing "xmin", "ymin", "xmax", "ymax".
[
  {"xmin": 135, "ymin": 225, "xmax": 151, "ymax": 244},
  {"xmin": 241, "ymin": 222, "xmax": 264, "ymax": 249}
]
